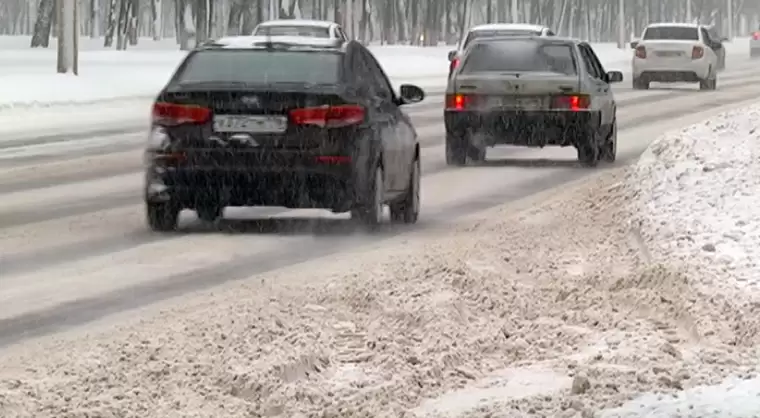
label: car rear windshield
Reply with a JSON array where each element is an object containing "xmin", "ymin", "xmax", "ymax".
[
  {"xmin": 174, "ymin": 50, "xmax": 341, "ymax": 85},
  {"xmin": 254, "ymin": 25, "xmax": 330, "ymax": 38},
  {"xmin": 463, "ymin": 30, "xmax": 541, "ymax": 48},
  {"xmin": 643, "ymin": 26, "xmax": 699, "ymax": 40},
  {"xmin": 460, "ymin": 40, "xmax": 577, "ymax": 75}
]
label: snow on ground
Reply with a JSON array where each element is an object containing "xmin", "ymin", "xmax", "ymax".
[
  {"xmin": 601, "ymin": 102, "xmax": 760, "ymax": 417},
  {"xmin": 4, "ymin": 153, "xmax": 760, "ymax": 416}
]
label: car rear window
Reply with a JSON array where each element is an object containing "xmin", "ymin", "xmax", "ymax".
[
  {"xmin": 463, "ymin": 30, "xmax": 541, "ymax": 48},
  {"xmin": 254, "ymin": 25, "xmax": 330, "ymax": 38},
  {"xmin": 460, "ymin": 40, "xmax": 577, "ymax": 75},
  {"xmin": 175, "ymin": 50, "xmax": 341, "ymax": 85},
  {"xmin": 643, "ymin": 26, "xmax": 699, "ymax": 40}
]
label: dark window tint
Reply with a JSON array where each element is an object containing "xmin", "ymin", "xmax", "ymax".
[
  {"xmin": 254, "ymin": 25, "xmax": 330, "ymax": 38},
  {"xmin": 175, "ymin": 50, "xmax": 341, "ymax": 85},
  {"xmin": 463, "ymin": 30, "xmax": 541, "ymax": 48},
  {"xmin": 643, "ymin": 26, "xmax": 699, "ymax": 40},
  {"xmin": 461, "ymin": 40, "xmax": 577, "ymax": 75}
]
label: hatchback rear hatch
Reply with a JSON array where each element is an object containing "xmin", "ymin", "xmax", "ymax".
[{"xmin": 449, "ymin": 38, "xmax": 583, "ymax": 111}]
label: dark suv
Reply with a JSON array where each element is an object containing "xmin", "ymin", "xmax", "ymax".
[{"xmin": 144, "ymin": 36, "xmax": 425, "ymax": 231}]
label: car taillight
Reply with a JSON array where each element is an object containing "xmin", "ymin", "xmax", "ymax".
[
  {"xmin": 552, "ymin": 95, "xmax": 590, "ymax": 111},
  {"xmin": 692, "ymin": 46, "xmax": 704, "ymax": 59},
  {"xmin": 449, "ymin": 58, "xmax": 460, "ymax": 73},
  {"xmin": 753, "ymin": 32, "xmax": 760, "ymax": 40},
  {"xmin": 289, "ymin": 105, "xmax": 365, "ymax": 128},
  {"xmin": 152, "ymin": 102, "xmax": 211, "ymax": 126},
  {"xmin": 635, "ymin": 45, "xmax": 647, "ymax": 59},
  {"xmin": 445, "ymin": 93, "xmax": 473, "ymax": 110}
]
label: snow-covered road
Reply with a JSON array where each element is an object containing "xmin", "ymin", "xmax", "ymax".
[{"xmin": 3, "ymin": 45, "xmax": 760, "ymax": 416}]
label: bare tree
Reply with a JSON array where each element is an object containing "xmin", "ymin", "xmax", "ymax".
[
  {"xmin": 30, "ymin": 0, "xmax": 54, "ymax": 47},
  {"xmin": 104, "ymin": 0, "xmax": 119, "ymax": 47}
]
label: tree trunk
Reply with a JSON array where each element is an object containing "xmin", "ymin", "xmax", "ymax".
[
  {"xmin": 30, "ymin": 0, "xmax": 55, "ymax": 47},
  {"xmin": 128, "ymin": 0, "xmax": 139, "ymax": 45},
  {"xmin": 90, "ymin": 0, "xmax": 99, "ymax": 37},
  {"xmin": 151, "ymin": 0, "xmax": 162, "ymax": 40},
  {"xmin": 116, "ymin": 0, "xmax": 131, "ymax": 49},
  {"xmin": 104, "ymin": 0, "xmax": 119, "ymax": 47}
]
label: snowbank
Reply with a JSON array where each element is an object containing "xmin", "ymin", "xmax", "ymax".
[
  {"xmin": 608, "ymin": 101, "xmax": 760, "ymax": 416},
  {"xmin": 627, "ymin": 103, "xmax": 760, "ymax": 298}
]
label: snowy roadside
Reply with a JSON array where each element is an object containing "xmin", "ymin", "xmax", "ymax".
[{"xmin": 3, "ymin": 131, "xmax": 760, "ymax": 417}]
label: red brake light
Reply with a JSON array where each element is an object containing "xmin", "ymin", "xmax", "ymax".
[
  {"xmin": 552, "ymin": 95, "xmax": 589, "ymax": 111},
  {"xmin": 450, "ymin": 58, "xmax": 460, "ymax": 73},
  {"xmin": 635, "ymin": 45, "xmax": 647, "ymax": 59},
  {"xmin": 289, "ymin": 105, "xmax": 364, "ymax": 128},
  {"xmin": 445, "ymin": 93, "xmax": 471, "ymax": 110},
  {"xmin": 753, "ymin": 32, "xmax": 760, "ymax": 40},
  {"xmin": 152, "ymin": 102, "xmax": 211, "ymax": 125},
  {"xmin": 692, "ymin": 46, "xmax": 704, "ymax": 59}
]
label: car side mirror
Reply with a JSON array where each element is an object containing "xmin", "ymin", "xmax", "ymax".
[
  {"xmin": 606, "ymin": 71, "xmax": 623, "ymax": 83},
  {"xmin": 721, "ymin": 37, "xmax": 730, "ymax": 42},
  {"xmin": 447, "ymin": 50, "xmax": 457, "ymax": 61},
  {"xmin": 399, "ymin": 84, "xmax": 425, "ymax": 104},
  {"xmin": 629, "ymin": 40, "xmax": 639, "ymax": 49}
]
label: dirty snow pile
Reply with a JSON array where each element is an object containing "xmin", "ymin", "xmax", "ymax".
[
  {"xmin": 627, "ymin": 104, "xmax": 760, "ymax": 300},
  {"xmin": 3, "ymin": 167, "xmax": 760, "ymax": 417}
]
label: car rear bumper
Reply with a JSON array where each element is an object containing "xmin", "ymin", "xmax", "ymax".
[
  {"xmin": 144, "ymin": 150, "xmax": 362, "ymax": 212},
  {"xmin": 632, "ymin": 57, "xmax": 711, "ymax": 80},
  {"xmin": 444, "ymin": 110, "xmax": 600, "ymax": 147}
]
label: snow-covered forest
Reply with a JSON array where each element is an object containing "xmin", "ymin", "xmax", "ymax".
[{"xmin": 0, "ymin": 0, "xmax": 759, "ymax": 49}]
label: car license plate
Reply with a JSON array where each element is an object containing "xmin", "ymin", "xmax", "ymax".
[
  {"xmin": 213, "ymin": 115, "xmax": 287, "ymax": 133},
  {"xmin": 656, "ymin": 51, "xmax": 682, "ymax": 57},
  {"xmin": 492, "ymin": 97, "xmax": 542, "ymax": 109}
]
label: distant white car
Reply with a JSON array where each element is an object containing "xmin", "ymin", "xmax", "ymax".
[
  {"xmin": 252, "ymin": 19, "xmax": 348, "ymax": 41},
  {"xmin": 751, "ymin": 27, "xmax": 760, "ymax": 57},
  {"xmin": 447, "ymin": 23, "xmax": 556, "ymax": 77},
  {"xmin": 631, "ymin": 23, "xmax": 722, "ymax": 91}
]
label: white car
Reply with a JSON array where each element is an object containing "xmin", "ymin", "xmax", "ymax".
[
  {"xmin": 751, "ymin": 27, "xmax": 760, "ymax": 57},
  {"xmin": 631, "ymin": 23, "xmax": 722, "ymax": 91},
  {"xmin": 447, "ymin": 23, "xmax": 556, "ymax": 76},
  {"xmin": 252, "ymin": 19, "xmax": 348, "ymax": 41}
]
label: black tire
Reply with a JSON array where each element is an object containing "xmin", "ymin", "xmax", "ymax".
[
  {"xmin": 196, "ymin": 203, "xmax": 223, "ymax": 223},
  {"xmin": 146, "ymin": 201, "xmax": 180, "ymax": 232},
  {"xmin": 467, "ymin": 142, "xmax": 487, "ymax": 163},
  {"xmin": 577, "ymin": 125, "xmax": 602, "ymax": 167},
  {"xmin": 601, "ymin": 120, "xmax": 617, "ymax": 163},
  {"xmin": 390, "ymin": 156, "xmax": 420, "ymax": 224},
  {"xmin": 351, "ymin": 164, "xmax": 384, "ymax": 229},
  {"xmin": 632, "ymin": 77, "xmax": 649, "ymax": 90},
  {"xmin": 445, "ymin": 134, "xmax": 467, "ymax": 166},
  {"xmin": 699, "ymin": 75, "xmax": 717, "ymax": 91}
]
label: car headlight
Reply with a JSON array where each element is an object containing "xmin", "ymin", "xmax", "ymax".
[{"xmin": 147, "ymin": 126, "xmax": 170, "ymax": 149}]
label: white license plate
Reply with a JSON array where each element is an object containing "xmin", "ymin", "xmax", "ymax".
[
  {"xmin": 213, "ymin": 115, "xmax": 287, "ymax": 133},
  {"xmin": 656, "ymin": 51, "xmax": 682, "ymax": 57},
  {"xmin": 492, "ymin": 97, "xmax": 542, "ymax": 109}
]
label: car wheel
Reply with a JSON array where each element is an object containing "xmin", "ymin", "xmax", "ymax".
[
  {"xmin": 699, "ymin": 74, "xmax": 717, "ymax": 91},
  {"xmin": 351, "ymin": 164, "xmax": 384, "ymax": 228},
  {"xmin": 577, "ymin": 127, "xmax": 601, "ymax": 167},
  {"xmin": 146, "ymin": 201, "xmax": 180, "ymax": 232},
  {"xmin": 601, "ymin": 120, "xmax": 617, "ymax": 163},
  {"xmin": 445, "ymin": 134, "xmax": 467, "ymax": 166},
  {"xmin": 196, "ymin": 203, "xmax": 223, "ymax": 223},
  {"xmin": 632, "ymin": 77, "xmax": 649, "ymax": 90},
  {"xmin": 467, "ymin": 143, "xmax": 487, "ymax": 163},
  {"xmin": 390, "ymin": 157, "xmax": 420, "ymax": 224}
]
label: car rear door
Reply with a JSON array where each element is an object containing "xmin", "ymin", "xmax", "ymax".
[
  {"xmin": 350, "ymin": 47, "xmax": 399, "ymax": 192},
  {"xmin": 578, "ymin": 43, "xmax": 613, "ymax": 126},
  {"xmin": 362, "ymin": 48, "xmax": 416, "ymax": 192}
]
